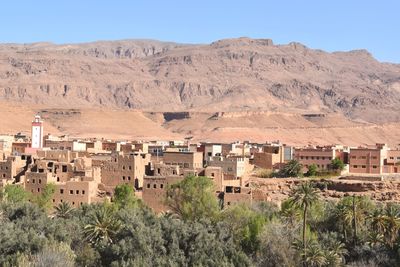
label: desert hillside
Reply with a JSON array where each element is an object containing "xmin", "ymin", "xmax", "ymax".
[{"xmin": 1, "ymin": 37, "xmax": 400, "ymax": 144}]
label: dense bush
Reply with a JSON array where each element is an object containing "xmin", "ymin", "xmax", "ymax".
[{"xmin": 1, "ymin": 179, "xmax": 400, "ymax": 266}]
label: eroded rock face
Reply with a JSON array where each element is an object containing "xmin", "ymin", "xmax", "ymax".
[
  {"xmin": 0, "ymin": 38, "xmax": 399, "ymax": 124},
  {"xmin": 249, "ymin": 177, "xmax": 400, "ymax": 203}
]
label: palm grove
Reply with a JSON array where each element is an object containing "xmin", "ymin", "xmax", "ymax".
[{"xmin": 1, "ymin": 165, "xmax": 400, "ymax": 266}]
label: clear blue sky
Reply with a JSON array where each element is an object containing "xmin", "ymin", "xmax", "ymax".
[{"xmin": 1, "ymin": 0, "xmax": 399, "ymax": 62}]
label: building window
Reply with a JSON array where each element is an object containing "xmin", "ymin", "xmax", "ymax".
[
  {"xmin": 300, "ymin": 156, "xmax": 304, "ymax": 159},
  {"xmin": 82, "ymin": 190, "xmax": 85, "ymax": 195},
  {"xmin": 153, "ymin": 184, "xmax": 157, "ymax": 189},
  {"xmin": 390, "ymin": 157, "xmax": 394, "ymax": 160},
  {"xmin": 372, "ymin": 156, "xmax": 378, "ymax": 159},
  {"xmin": 2, "ymin": 174, "xmax": 5, "ymax": 178},
  {"xmin": 372, "ymin": 165, "xmax": 377, "ymax": 169},
  {"xmin": 62, "ymin": 165, "xmax": 67, "ymax": 172},
  {"xmin": 128, "ymin": 176, "xmax": 131, "ymax": 181},
  {"xmin": 147, "ymin": 184, "xmax": 150, "ymax": 188},
  {"xmin": 160, "ymin": 184, "xmax": 164, "ymax": 189},
  {"xmin": 353, "ymin": 165, "xmax": 358, "ymax": 168},
  {"xmin": 60, "ymin": 189, "xmax": 64, "ymax": 194},
  {"xmin": 122, "ymin": 166, "xmax": 125, "ymax": 170},
  {"xmin": 72, "ymin": 202, "xmax": 75, "ymax": 205},
  {"xmin": 129, "ymin": 166, "xmax": 132, "ymax": 170},
  {"xmin": 76, "ymin": 190, "xmax": 79, "ymax": 194},
  {"xmin": 122, "ymin": 176, "xmax": 125, "ymax": 180},
  {"xmin": 311, "ymin": 156, "xmax": 314, "ymax": 160},
  {"xmin": 38, "ymin": 179, "xmax": 41, "ymax": 184},
  {"xmin": 52, "ymin": 199, "xmax": 55, "ymax": 202},
  {"xmin": 70, "ymin": 190, "xmax": 73, "ymax": 194},
  {"xmin": 211, "ymin": 173, "xmax": 215, "ymax": 177},
  {"xmin": 316, "ymin": 157, "xmax": 320, "ymax": 160},
  {"xmin": 184, "ymin": 163, "xmax": 189, "ymax": 168},
  {"xmin": 32, "ymin": 179, "xmax": 35, "ymax": 184},
  {"xmin": 37, "ymin": 188, "xmax": 40, "ymax": 192},
  {"xmin": 362, "ymin": 165, "xmax": 366, "ymax": 168},
  {"xmin": 322, "ymin": 157, "xmax": 325, "ymax": 160}
]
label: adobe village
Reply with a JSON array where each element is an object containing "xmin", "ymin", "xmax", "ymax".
[{"xmin": 2, "ymin": 115, "xmax": 400, "ymax": 213}]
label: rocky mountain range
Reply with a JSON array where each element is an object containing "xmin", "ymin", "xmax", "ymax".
[
  {"xmin": 1, "ymin": 37, "xmax": 400, "ymax": 144},
  {"xmin": 1, "ymin": 37, "xmax": 400, "ymax": 123}
]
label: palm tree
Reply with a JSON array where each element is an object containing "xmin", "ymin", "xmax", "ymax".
[
  {"xmin": 382, "ymin": 205, "xmax": 400, "ymax": 248},
  {"xmin": 324, "ymin": 239, "xmax": 347, "ymax": 266},
  {"xmin": 366, "ymin": 232, "xmax": 384, "ymax": 248},
  {"xmin": 335, "ymin": 202, "xmax": 353, "ymax": 242},
  {"xmin": 281, "ymin": 205, "xmax": 301, "ymax": 228},
  {"xmin": 83, "ymin": 206, "xmax": 121, "ymax": 245},
  {"xmin": 303, "ymin": 243, "xmax": 326, "ymax": 267},
  {"xmin": 336, "ymin": 196, "xmax": 371, "ymax": 245},
  {"xmin": 54, "ymin": 202, "xmax": 75, "ymax": 219},
  {"xmin": 289, "ymin": 182, "xmax": 319, "ymax": 266},
  {"xmin": 281, "ymin": 160, "xmax": 303, "ymax": 177},
  {"xmin": 368, "ymin": 209, "xmax": 387, "ymax": 235}
]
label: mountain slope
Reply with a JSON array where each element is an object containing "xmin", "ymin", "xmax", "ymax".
[{"xmin": 1, "ymin": 37, "xmax": 400, "ymax": 124}]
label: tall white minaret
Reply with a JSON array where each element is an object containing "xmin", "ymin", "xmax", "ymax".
[{"xmin": 31, "ymin": 115, "xmax": 44, "ymax": 149}]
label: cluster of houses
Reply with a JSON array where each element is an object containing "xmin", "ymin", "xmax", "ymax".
[{"xmin": 1, "ymin": 115, "xmax": 400, "ymax": 212}]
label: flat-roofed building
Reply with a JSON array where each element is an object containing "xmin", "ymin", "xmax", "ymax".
[
  {"xmin": 349, "ymin": 144, "xmax": 387, "ymax": 174},
  {"xmin": 100, "ymin": 152, "xmax": 151, "ymax": 193},
  {"xmin": 163, "ymin": 151, "xmax": 203, "ymax": 170},
  {"xmin": 208, "ymin": 156, "xmax": 250, "ymax": 178},
  {"xmin": 294, "ymin": 145, "xmax": 346, "ymax": 170}
]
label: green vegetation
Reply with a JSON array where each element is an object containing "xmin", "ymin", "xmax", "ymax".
[
  {"xmin": 330, "ymin": 157, "xmax": 345, "ymax": 172},
  {"xmin": 306, "ymin": 164, "xmax": 318, "ymax": 177},
  {"xmin": 113, "ymin": 184, "xmax": 138, "ymax": 209},
  {"xmin": 34, "ymin": 183, "xmax": 56, "ymax": 212},
  {"xmin": 279, "ymin": 159, "xmax": 303, "ymax": 177},
  {"xmin": 1, "ymin": 179, "xmax": 400, "ymax": 266},
  {"xmin": 1, "ymin": 184, "xmax": 31, "ymax": 203},
  {"xmin": 166, "ymin": 175, "xmax": 219, "ymax": 221}
]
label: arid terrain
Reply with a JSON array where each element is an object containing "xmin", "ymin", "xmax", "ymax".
[{"xmin": 1, "ymin": 37, "xmax": 400, "ymax": 144}]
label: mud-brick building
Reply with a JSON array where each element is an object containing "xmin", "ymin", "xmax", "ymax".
[{"xmin": 100, "ymin": 152, "xmax": 151, "ymax": 193}]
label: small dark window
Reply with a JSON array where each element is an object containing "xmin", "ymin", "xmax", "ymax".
[
  {"xmin": 32, "ymin": 179, "xmax": 35, "ymax": 183},
  {"xmin": 57, "ymin": 177, "xmax": 60, "ymax": 182},
  {"xmin": 60, "ymin": 189, "xmax": 64, "ymax": 194},
  {"xmin": 62, "ymin": 165, "xmax": 67, "ymax": 172},
  {"xmin": 72, "ymin": 202, "xmax": 75, "ymax": 205},
  {"xmin": 122, "ymin": 176, "xmax": 125, "ymax": 180},
  {"xmin": 76, "ymin": 190, "xmax": 79, "ymax": 194},
  {"xmin": 128, "ymin": 176, "xmax": 131, "ymax": 181},
  {"xmin": 160, "ymin": 184, "xmax": 164, "ymax": 189},
  {"xmin": 38, "ymin": 179, "xmax": 42, "ymax": 184},
  {"xmin": 147, "ymin": 183, "xmax": 150, "ymax": 188},
  {"xmin": 153, "ymin": 184, "xmax": 157, "ymax": 189},
  {"xmin": 70, "ymin": 190, "xmax": 73, "ymax": 194},
  {"xmin": 52, "ymin": 199, "xmax": 55, "ymax": 202},
  {"xmin": 37, "ymin": 188, "xmax": 40, "ymax": 192},
  {"xmin": 82, "ymin": 190, "xmax": 85, "ymax": 195}
]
